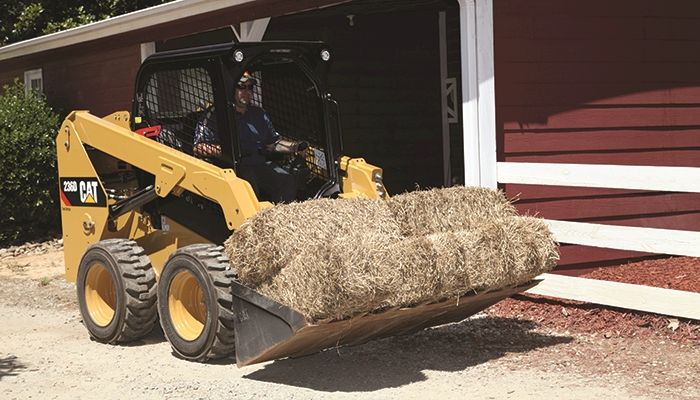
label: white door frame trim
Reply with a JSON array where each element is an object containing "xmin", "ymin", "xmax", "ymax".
[
  {"xmin": 439, "ymin": 11, "xmax": 452, "ymax": 187},
  {"xmin": 458, "ymin": 0, "xmax": 496, "ymax": 188}
]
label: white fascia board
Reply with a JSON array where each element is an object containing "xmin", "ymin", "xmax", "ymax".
[{"xmin": 0, "ymin": 0, "xmax": 255, "ymax": 62}]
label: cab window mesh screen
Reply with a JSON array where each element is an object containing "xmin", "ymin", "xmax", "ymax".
[
  {"xmin": 249, "ymin": 63, "xmax": 328, "ymax": 177},
  {"xmin": 141, "ymin": 67, "xmax": 218, "ymax": 157},
  {"xmin": 254, "ymin": 63, "xmax": 324, "ymax": 149}
]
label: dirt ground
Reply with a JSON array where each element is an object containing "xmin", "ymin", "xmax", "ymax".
[{"xmin": 1, "ymin": 246, "xmax": 699, "ymax": 399}]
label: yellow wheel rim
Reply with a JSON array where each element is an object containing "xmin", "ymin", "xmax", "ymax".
[
  {"xmin": 84, "ymin": 262, "xmax": 116, "ymax": 327},
  {"xmin": 168, "ymin": 270, "xmax": 206, "ymax": 341}
]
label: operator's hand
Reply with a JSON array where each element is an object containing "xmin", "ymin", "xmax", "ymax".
[
  {"xmin": 267, "ymin": 139, "xmax": 309, "ymax": 154},
  {"xmin": 193, "ymin": 142, "xmax": 222, "ymax": 158},
  {"xmin": 295, "ymin": 140, "xmax": 309, "ymax": 153}
]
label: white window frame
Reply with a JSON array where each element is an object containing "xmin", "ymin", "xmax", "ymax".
[{"xmin": 23, "ymin": 68, "xmax": 43, "ymax": 94}]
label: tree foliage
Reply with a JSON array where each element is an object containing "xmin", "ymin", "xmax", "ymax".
[
  {"xmin": 0, "ymin": 80, "xmax": 60, "ymax": 244},
  {"xmin": 0, "ymin": 1, "xmax": 174, "ymax": 46}
]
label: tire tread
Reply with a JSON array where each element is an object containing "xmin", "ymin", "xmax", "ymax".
[
  {"xmin": 167, "ymin": 244, "xmax": 236, "ymax": 361},
  {"xmin": 99, "ymin": 239, "xmax": 158, "ymax": 343}
]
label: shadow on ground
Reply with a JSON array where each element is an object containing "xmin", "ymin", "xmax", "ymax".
[
  {"xmin": 123, "ymin": 324, "xmax": 233, "ymax": 365},
  {"xmin": 0, "ymin": 355, "xmax": 26, "ymax": 381},
  {"xmin": 125, "ymin": 323, "xmax": 166, "ymax": 346},
  {"xmin": 85, "ymin": 322, "xmax": 166, "ymax": 347},
  {"xmin": 244, "ymin": 316, "xmax": 571, "ymax": 392}
]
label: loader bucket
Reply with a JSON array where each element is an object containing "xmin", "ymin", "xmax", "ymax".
[{"xmin": 231, "ymin": 280, "xmax": 540, "ymax": 366}]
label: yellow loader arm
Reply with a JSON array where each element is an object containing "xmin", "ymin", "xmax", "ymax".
[
  {"xmin": 59, "ymin": 111, "xmax": 264, "ymax": 229},
  {"xmin": 56, "ymin": 110, "xmax": 386, "ymax": 280}
]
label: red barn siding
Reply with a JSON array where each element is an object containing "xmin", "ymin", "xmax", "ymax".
[
  {"xmin": 495, "ymin": 0, "xmax": 700, "ymax": 269},
  {"xmin": 0, "ymin": 44, "xmax": 140, "ymax": 117},
  {"xmin": 556, "ymin": 245, "xmax": 655, "ymax": 274},
  {"xmin": 0, "ymin": 66, "xmax": 25, "ymax": 87},
  {"xmin": 45, "ymin": 44, "xmax": 140, "ymax": 117}
]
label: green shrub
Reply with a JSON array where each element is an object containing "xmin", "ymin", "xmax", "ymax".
[{"xmin": 0, "ymin": 79, "xmax": 60, "ymax": 245}]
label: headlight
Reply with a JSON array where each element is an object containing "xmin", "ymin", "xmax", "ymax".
[{"xmin": 372, "ymin": 170, "xmax": 387, "ymax": 198}]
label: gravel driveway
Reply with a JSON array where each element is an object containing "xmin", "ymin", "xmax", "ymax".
[{"xmin": 1, "ymin": 247, "xmax": 698, "ymax": 399}]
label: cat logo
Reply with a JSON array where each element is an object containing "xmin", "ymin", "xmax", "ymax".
[
  {"xmin": 60, "ymin": 178, "xmax": 106, "ymax": 207},
  {"xmin": 79, "ymin": 181, "xmax": 99, "ymax": 204}
]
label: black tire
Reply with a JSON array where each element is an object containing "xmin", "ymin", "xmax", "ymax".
[
  {"xmin": 158, "ymin": 244, "xmax": 236, "ymax": 361},
  {"xmin": 76, "ymin": 239, "xmax": 158, "ymax": 343}
]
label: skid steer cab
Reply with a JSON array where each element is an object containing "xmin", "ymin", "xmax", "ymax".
[
  {"xmin": 57, "ymin": 41, "xmax": 531, "ymax": 366},
  {"xmin": 132, "ymin": 42, "xmax": 380, "ymax": 202}
]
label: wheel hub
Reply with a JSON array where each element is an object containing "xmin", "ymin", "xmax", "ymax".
[
  {"xmin": 84, "ymin": 262, "xmax": 116, "ymax": 327},
  {"xmin": 168, "ymin": 270, "xmax": 206, "ymax": 341}
]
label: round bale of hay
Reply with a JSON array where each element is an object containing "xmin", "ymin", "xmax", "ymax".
[
  {"xmin": 387, "ymin": 186, "xmax": 518, "ymax": 237},
  {"xmin": 224, "ymin": 197, "xmax": 402, "ymax": 288}
]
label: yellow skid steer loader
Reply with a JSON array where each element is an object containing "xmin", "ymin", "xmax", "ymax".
[{"xmin": 57, "ymin": 42, "xmax": 535, "ymax": 366}]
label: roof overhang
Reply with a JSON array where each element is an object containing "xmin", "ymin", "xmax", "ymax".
[{"xmin": 0, "ymin": 0, "xmax": 257, "ymax": 62}]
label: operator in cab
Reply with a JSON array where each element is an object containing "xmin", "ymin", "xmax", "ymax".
[{"xmin": 193, "ymin": 71, "xmax": 306, "ymax": 203}]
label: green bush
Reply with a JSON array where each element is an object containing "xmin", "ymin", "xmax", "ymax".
[{"xmin": 0, "ymin": 79, "xmax": 60, "ymax": 245}]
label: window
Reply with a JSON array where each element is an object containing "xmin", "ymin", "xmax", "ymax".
[{"xmin": 23, "ymin": 68, "xmax": 43, "ymax": 94}]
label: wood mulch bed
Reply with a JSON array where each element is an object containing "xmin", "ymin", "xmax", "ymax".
[{"xmin": 486, "ymin": 257, "xmax": 700, "ymax": 343}]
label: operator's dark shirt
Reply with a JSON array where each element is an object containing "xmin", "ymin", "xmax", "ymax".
[{"xmin": 235, "ymin": 106, "xmax": 279, "ymax": 166}]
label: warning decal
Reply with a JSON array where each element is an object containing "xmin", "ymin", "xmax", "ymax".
[{"xmin": 60, "ymin": 178, "xmax": 107, "ymax": 207}]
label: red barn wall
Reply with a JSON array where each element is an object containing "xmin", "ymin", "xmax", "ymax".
[
  {"xmin": 45, "ymin": 44, "xmax": 141, "ymax": 117},
  {"xmin": 494, "ymin": 0, "xmax": 700, "ymax": 270},
  {"xmin": 0, "ymin": 43, "xmax": 140, "ymax": 117},
  {"xmin": 0, "ymin": 66, "xmax": 25, "ymax": 87}
]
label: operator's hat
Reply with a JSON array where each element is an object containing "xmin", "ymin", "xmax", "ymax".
[{"xmin": 237, "ymin": 71, "xmax": 257, "ymax": 88}]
